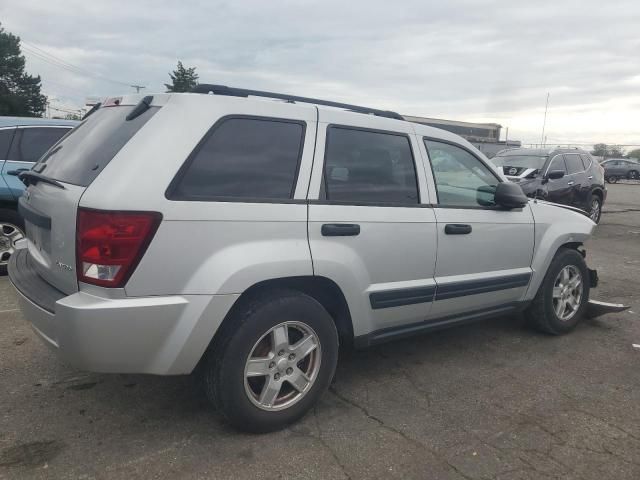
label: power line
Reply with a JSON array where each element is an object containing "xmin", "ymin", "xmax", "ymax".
[{"xmin": 21, "ymin": 41, "xmax": 145, "ymax": 92}]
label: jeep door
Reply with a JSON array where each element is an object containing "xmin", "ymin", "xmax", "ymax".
[
  {"xmin": 307, "ymin": 111, "xmax": 437, "ymax": 337},
  {"xmin": 419, "ymin": 138, "xmax": 534, "ymax": 318}
]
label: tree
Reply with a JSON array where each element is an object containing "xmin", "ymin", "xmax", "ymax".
[
  {"xmin": 165, "ymin": 61, "xmax": 198, "ymax": 92},
  {"xmin": 628, "ymin": 149, "xmax": 640, "ymax": 161},
  {"xmin": 591, "ymin": 143, "xmax": 625, "ymax": 158},
  {"xmin": 0, "ymin": 23, "xmax": 47, "ymax": 117}
]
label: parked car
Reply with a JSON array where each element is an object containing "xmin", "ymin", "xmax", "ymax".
[
  {"xmin": 601, "ymin": 158, "xmax": 640, "ymax": 182},
  {"xmin": 10, "ymin": 87, "xmax": 604, "ymax": 432},
  {"xmin": 491, "ymin": 147, "xmax": 606, "ymax": 223},
  {"xmin": 0, "ymin": 116, "xmax": 78, "ymax": 274}
]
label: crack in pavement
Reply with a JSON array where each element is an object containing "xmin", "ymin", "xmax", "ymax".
[
  {"xmin": 312, "ymin": 406, "xmax": 353, "ymax": 480},
  {"xmin": 329, "ymin": 385, "xmax": 477, "ymax": 480}
]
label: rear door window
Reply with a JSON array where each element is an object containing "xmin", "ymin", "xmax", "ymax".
[
  {"xmin": 0, "ymin": 128, "xmax": 16, "ymax": 159},
  {"xmin": 324, "ymin": 127, "xmax": 419, "ymax": 204},
  {"xmin": 564, "ymin": 154, "xmax": 584, "ymax": 174},
  {"xmin": 34, "ymin": 105, "xmax": 159, "ymax": 186},
  {"xmin": 579, "ymin": 154, "xmax": 592, "ymax": 170},
  {"xmin": 169, "ymin": 117, "xmax": 305, "ymax": 201},
  {"xmin": 8, "ymin": 127, "xmax": 69, "ymax": 163}
]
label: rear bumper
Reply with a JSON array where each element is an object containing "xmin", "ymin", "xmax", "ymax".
[{"xmin": 9, "ymin": 248, "xmax": 239, "ymax": 375}]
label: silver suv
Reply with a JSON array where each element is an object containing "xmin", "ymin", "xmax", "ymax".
[{"xmin": 9, "ymin": 86, "xmax": 603, "ymax": 432}]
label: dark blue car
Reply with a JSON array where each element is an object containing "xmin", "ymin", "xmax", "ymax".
[{"xmin": 0, "ymin": 116, "xmax": 78, "ymax": 273}]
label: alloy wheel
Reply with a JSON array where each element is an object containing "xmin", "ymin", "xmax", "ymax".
[
  {"xmin": 244, "ymin": 321, "xmax": 322, "ymax": 411},
  {"xmin": 552, "ymin": 265, "xmax": 583, "ymax": 321},
  {"xmin": 0, "ymin": 223, "xmax": 25, "ymax": 266},
  {"xmin": 589, "ymin": 198, "xmax": 601, "ymax": 223}
]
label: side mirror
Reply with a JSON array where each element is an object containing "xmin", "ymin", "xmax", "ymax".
[
  {"xmin": 494, "ymin": 182, "xmax": 528, "ymax": 209},
  {"xmin": 545, "ymin": 170, "xmax": 565, "ymax": 180}
]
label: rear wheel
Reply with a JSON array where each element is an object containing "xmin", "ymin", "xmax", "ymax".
[
  {"xmin": 628, "ymin": 170, "xmax": 639, "ymax": 180},
  {"xmin": 525, "ymin": 248, "xmax": 589, "ymax": 335},
  {"xmin": 203, "ymin": 290, "xmax": 339, "ymax": 433},
  {"xmin": 0, "ymin": 209, "xmax": 25, "ymax": 276},
  {"xmin": 588, "ymin": 194, "xmax": 602, "ymax": 224}
]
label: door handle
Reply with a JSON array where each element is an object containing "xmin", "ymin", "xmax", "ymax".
[
  {"xmin": 444, "ymin": 224, "xmax": 472, "ymax": 235},
  {"xmin": 321, "ymin": 223, "xmax": 360, "ymax": 236},
  {"xmin": 587, "ymin": 175, "xmax": 593, "ymax": 179},
  {"xmin": 567, "ymin": 181, "xmax": 575, "ymax": 186}
]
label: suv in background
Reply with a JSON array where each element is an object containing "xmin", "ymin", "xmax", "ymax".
[
  {"xmin": 601, "ymin": 158, "xmax": 640, "ymax": 182},
  {"xmin": 9, "ymin": 87, "xmax": 604, "ymax": 432},
  {"xmin": 0, "ymin": 117, "xmax": 77, "ymax": 273},
  {"xmin": 491, "ymin": 147, "xmax": 606, "ymax": 223}
]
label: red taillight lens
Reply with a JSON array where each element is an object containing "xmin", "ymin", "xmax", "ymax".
[{"xmin": 76, "ymin": 209, "xmax": 161, "ymax": 287}]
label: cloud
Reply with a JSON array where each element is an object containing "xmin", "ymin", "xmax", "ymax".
[{"xmin": 3, "ymin": 0, "xmax": 639, "ymax": 145}]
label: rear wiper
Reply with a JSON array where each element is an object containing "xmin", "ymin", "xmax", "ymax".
[{"xmin": 18, "ymin": 171, "xmax": 66, "ymax": 189}]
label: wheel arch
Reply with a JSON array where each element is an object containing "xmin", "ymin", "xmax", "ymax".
[{"xmin": 198, "ymin": 275, "xmax": 355, "ymax": 371}]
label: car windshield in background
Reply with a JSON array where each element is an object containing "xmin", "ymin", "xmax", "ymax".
[
  {"xmin": 492, "ymin": 155, "xmax": 548, "ymax": 169},
  {"xmin": 33, "ymin": 105, "xmax": 159, "ymax": 187}
]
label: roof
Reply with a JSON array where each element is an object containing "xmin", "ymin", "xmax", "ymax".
[
  {"xmin": 496, "ymin": 147, "xmax": 589, "ymax": 156},
  {"xmin": 0, "ymin": 116, "xmax": 79, "ymax": 128},
  {"xmin": 403, "ymin": 115, "xmax": 502, "ymax": 130}
]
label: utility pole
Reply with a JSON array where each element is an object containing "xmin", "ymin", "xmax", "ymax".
[
  {"xmin": 130, "ymin": 85, "xmax": 146, "ymax": 93},
  {"xmin": 540, "ymin": 92, "xmax": 549, "ymax": 147}
]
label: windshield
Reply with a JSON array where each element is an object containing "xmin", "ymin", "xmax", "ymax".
[{"xmin": 492, "ymin": 155, "xmax": 548, "ymax": 169}]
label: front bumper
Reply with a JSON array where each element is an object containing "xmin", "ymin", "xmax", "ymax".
[{"xmin": 9, "ymin": 248, "xmax": 239, "ymax": 374}]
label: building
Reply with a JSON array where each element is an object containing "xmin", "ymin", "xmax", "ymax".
[{"xmin": 403, "ymin": 115, "xmax": 521, "ymax": 158}]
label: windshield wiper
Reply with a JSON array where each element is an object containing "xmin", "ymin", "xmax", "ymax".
[{"xmin": 18, "ymin": 171, "xmax": 66, "ymax": 189}]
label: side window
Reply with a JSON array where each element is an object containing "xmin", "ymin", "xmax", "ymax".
[
  {"xmin": 548, "ymin": 155, "xmax": 567, "ymax": 174},
  {"xmin": 424, "ymin": 139, "xmax": 499, "ymax": 207},
  {"xmin": 324, "ymin": 127, "xmax": 419, "ymax": 204},
  {"xmin": 170, "ymin": 117, "xmax": 304, "ymax": 200},
  {"xmin": 579, "ymin": 154, "xmax": 592, "ymax": 170},
  {"xmin": 0, "ymin": 128, "xmax": 16, "ymax": 159},
  {"xmin": 9, "ymin": 127, "xmax": 69, "ymax": 162},
  {"xmin": 564, "ymin": 154, "xmax": 583, "ymax": 174}
]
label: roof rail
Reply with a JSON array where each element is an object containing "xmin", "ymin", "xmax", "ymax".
[{"xmin": 191, "ymin": 84, "xmax": 404, "ymax": 121}]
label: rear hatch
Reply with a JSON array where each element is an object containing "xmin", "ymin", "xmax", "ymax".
[{"xmin": 19, "ymin": 97, "xmax": 160, "ymax": 294}]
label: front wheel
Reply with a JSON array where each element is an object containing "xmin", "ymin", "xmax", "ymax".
[
  {"xmin": 628, "ymin": 170, "xmax": 639, "ymax": 180},
  {"xmin": 607, "ymin": 176, "xmax": 618, "ymax": 184},
  {"xmin": 0, "ymin": 209, "xmax": 26, "ymax": 276},
  {"xmin": 203, "ymin": 290, "xmax": 339, "ymax": 433},
  {"xmin": 525, "ymin": 248, "xmax": 589, "ymax": 335}
]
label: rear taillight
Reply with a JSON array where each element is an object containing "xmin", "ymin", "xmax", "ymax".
[{"xmin": 76, "ymin": 208, "xmax": 161, "ymax": 288}]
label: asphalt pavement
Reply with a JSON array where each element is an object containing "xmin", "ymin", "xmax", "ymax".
[{"xmin": 1, "ymin": 183, "xmax": 639, "ymax": 479}]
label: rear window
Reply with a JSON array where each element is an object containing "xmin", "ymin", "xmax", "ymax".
[
  {"xmin": 0, "ymin": 128, "xmax": 15, "ymax": 158},
  {"xmin": 9, "ymin": 127, "xmax": 70, "ymax": 162},
  {"xmin": 168, "ymin": 117, "xmax": 305, "ymax": 201},
  {"xmin": 34, "ymin": 105, "xmax": 159, "ymax": 187}
]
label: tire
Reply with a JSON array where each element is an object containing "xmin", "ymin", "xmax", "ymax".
[
  {"xmin": 587, "ymin": 193, "xmax": 602, "ymax": 224},
  {"xmin": 202, "ymin": 289, "xmax": 339, "ymax": 433},
  {"xmin": 525, "ymin": 248, "xmax": 589, "ymax": 335},
  {"xmin": 608, "ymin": 176, "xmax": 618, "ymax": 184},
  {"xmin": 628, "ymin": 170, "xmax": 639, "ymax": 180},
  {"xmin": 0, "ymin": 208, "xmax": 25, "ymax": 276}
]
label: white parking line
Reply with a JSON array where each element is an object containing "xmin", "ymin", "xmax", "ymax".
[{"xmin": 0, "ymin": 308, "xmax": 19, "ymax": 313}]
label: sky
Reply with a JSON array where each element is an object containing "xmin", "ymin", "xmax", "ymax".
[{"xmin": 1, "ymin": 0, "xmax": 639, "ymax": 147}]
